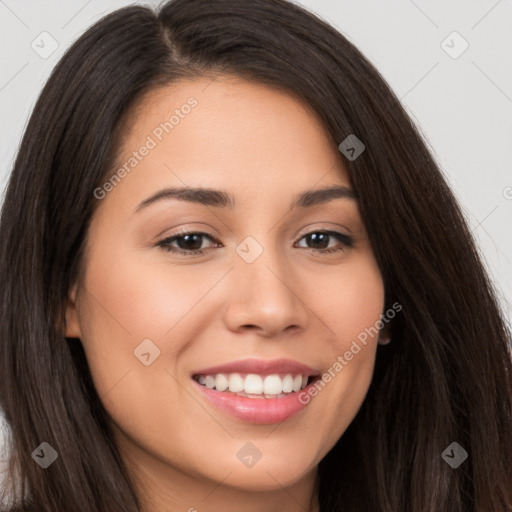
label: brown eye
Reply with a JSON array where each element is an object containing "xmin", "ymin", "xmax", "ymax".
[
  {"xmin": 296, "ymin": 231, "xmax": 354, "ymax": 253},
  {"xmin": 157, "ymin": 231, "xmax": 220, "ymax": 255}
]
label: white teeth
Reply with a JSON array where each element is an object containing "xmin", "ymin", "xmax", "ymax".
[
  {"xmin": 282, "ymin": 374, "xmax": 293, "ymax": 393},
  {"xmin": 228, "ymin": 373, "xmax": 244, "ymax": 393},
  {"xmin": 244, "ymin": 374, "xmax": 263, "ymax": 394},
  {"xmin": 205, "ymin": 375, "xmax": 215, "ymax": 389},
  {"xmin": 263, "ymin": 374, "xmax": 283, "ymax": 395},
  {"xmin": 237, "ymin": 391, "xmax": 265, "ymax": 399},
  {"xmin": 196, "ymin": 372, "xmax": 312, "ymax": 397},
  {"xmin": 215, "ymin": 373, "xmax": 229, "ymax": 392},
  {"xmin": 293, "ymin": 375, "xmax": 303, "ymax": 392}
]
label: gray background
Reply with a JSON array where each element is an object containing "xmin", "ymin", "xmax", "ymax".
[{"xmin": 1, "ymin": 0, "xmax": 511, "ymax": 321}]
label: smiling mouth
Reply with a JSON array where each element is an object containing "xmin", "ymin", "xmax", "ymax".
[{"xmin": 192, "ymin": 373, "xmax": 319, "ymax": 399}]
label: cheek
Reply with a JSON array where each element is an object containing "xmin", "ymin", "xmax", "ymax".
[
  {"xmin": 314, "ymin": 254, "xmax": 385, "ymax": 347},
  {"xmin": 79, "ymin": 244, "xmax": 221, "ymax": 342},
  {"xmin": 75, "ymin": 242, "xmax": 229, "ymax": 397},
  {"xmin": 298, "ymin": 254, "xmax": 384, "ymax": 439}
]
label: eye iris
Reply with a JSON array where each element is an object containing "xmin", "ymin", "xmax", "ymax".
[
  {"xmin": 178, "ymin": 234, "xmax": 203, "ymax": 251},
  {"xmin": 307, "ymin": 232, "xmax": 329, "ymax": 249}
]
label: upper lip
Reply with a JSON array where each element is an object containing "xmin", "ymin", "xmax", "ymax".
[{"xmin": 192, "ymin": 358, "xmax": 320, "ymax": 377}]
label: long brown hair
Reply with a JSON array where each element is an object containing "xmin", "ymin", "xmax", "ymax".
[{"xmin": 1, "ymin": 0, "xmax": 511, "ymax": 510}]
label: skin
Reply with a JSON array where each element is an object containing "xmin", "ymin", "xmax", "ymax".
[{"xmin": 65, "ymin": 75, "xmax": 388, "ymax": 512}]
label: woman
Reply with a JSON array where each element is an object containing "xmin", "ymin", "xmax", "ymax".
[{"xmin": 1, "ymin": 0, "xmax": 511, "ymax": 510}]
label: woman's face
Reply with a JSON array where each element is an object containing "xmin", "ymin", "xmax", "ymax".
[{"xmin": 66, "ymin": 76, "xmax": 385, "ymax": 507}]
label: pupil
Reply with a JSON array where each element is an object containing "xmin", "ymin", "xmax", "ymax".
[
  {"xmin": 178, "ymin": 234, "xmax": 202, "ymax": 251},
  {"xmin": 308, "ymin": 233, "xmax": 328, "ymax": 248}
]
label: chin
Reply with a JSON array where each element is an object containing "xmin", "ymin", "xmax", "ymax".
[{"xmin": 221, "ymin": 466, "xmax": 314, "ymax": 492}]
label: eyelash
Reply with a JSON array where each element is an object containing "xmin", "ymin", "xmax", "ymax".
[{"xmin": 156, "ymin": 229, "xmax": 354, "ymax": 256}]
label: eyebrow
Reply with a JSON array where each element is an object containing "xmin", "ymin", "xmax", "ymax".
[{"xmin": 134, "ymin": 184, "xmax": 356, "ymax": 213}]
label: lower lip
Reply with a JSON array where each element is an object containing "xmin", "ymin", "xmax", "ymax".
[{"xmin": 192, "ymin": 380, "xmax": 314, "ymax": 424}]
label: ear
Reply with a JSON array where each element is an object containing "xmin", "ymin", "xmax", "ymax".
[
  {"xmin": 378, "ymin": 320, "xmax": 392, "ymax": 345},
  {"xmin": 65, "ymin": 284, "xmax": 82, "ymax": 338}
]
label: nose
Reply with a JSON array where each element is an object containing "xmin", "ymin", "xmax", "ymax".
[{"xmin": 222, "ymin": 246, "xmax": 311, "ymax": 338}]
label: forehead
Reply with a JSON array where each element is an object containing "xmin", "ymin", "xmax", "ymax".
[{"xmin": 99, "ymin": 76, "xmax": 352, "ymax": 214}]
